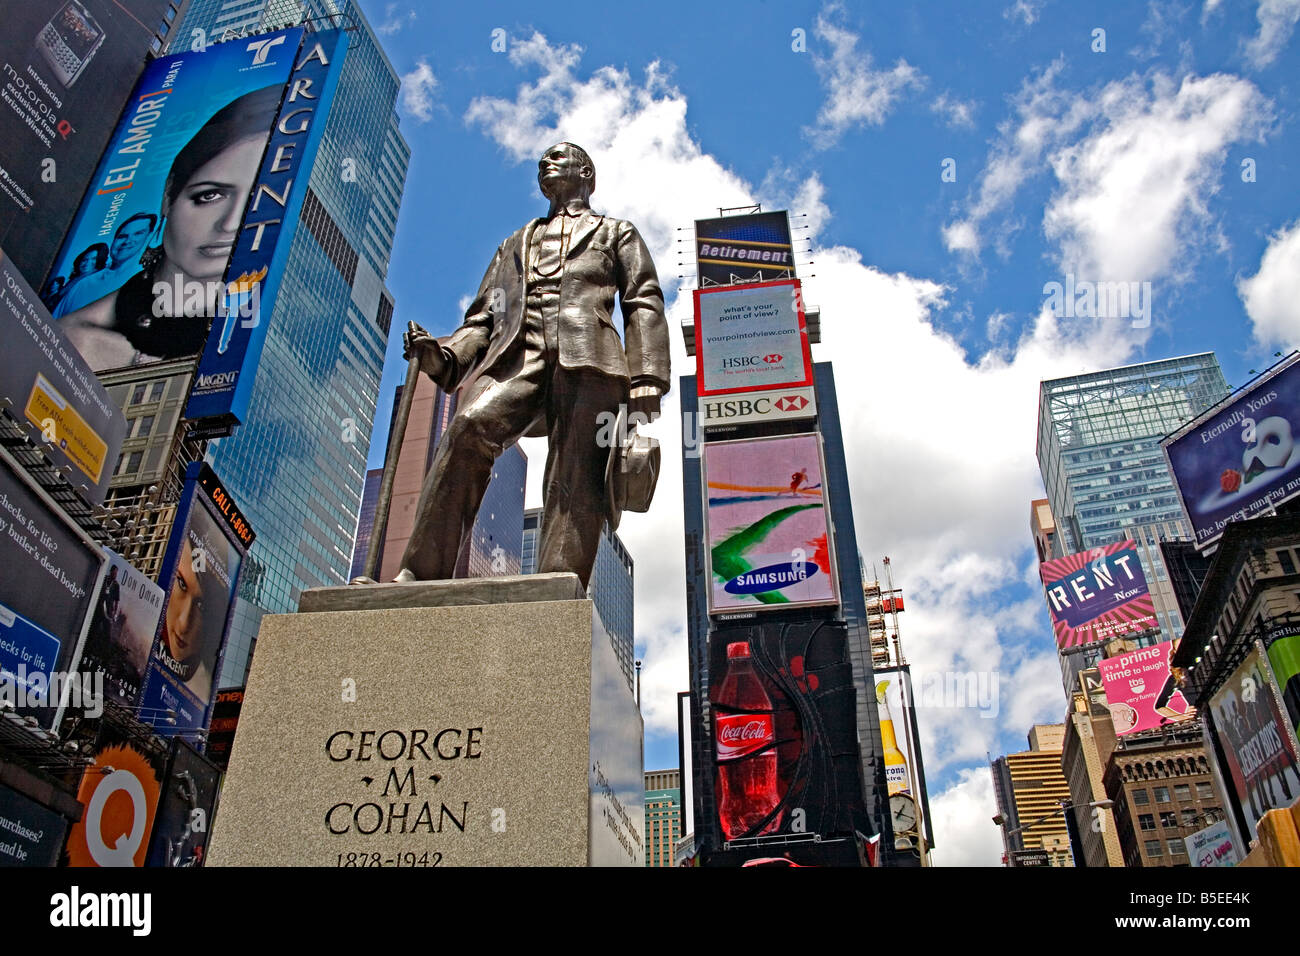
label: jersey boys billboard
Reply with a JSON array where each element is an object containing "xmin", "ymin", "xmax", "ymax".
[
  {"xmin": 1163, "ymin": 353, "xmax": 1300, "ymax": 551},
  {"xmin": 1039, "ymin": 540, "xmax": 1158, "ymax": 648},
  {"xmin": 702, "ymin": 433, "xmax": 839, "ymax": 614}
]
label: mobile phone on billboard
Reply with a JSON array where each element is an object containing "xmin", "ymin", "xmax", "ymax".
[{"xmin": 36, "ymin": 0, "xmax": 106, "ymax": 87}]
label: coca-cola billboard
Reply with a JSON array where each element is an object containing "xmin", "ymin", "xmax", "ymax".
[{"xmin": 701, "ymin": 619, "xmax": 875, "ymax": 865}]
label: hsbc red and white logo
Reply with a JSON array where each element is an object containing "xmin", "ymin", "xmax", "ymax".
[
  {"xmin": 763, "ymin": 354, "xmax": 783, "ymax": 364},
  {"xmin": 700, "ymin": 387, "xmax": 817, "ymax": 426}
]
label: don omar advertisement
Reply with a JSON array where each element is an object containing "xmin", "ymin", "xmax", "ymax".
[
  {"xmin": 1163, "ymin": 354, "xmax": 1300, "ymax": 550},
  {"xmin": 702, "ymin": 432, "xmax": 839, "ymax": 614},
  {"xmin": 41, "ymin": 27, "xmax": 302, "ymax": 373}
]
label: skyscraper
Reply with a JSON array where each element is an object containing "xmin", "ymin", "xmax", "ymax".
[
  {"xmin": 522, "ymin": 507, "xmax": 635, "ymax": 689},
  {"xmin": 165, "ymin": 1, "xmax": 411, "ymax": 687},
  {"xmin": 1036, "ymin": 354, "xmax": 1230, "ymax": 668},
  {"xmin": 644, "ymin": 769, "xmax": 682, "ymax": 867},
  {"xmin": 991, "ymin": 724, "xmax": 1074, "ymax": 866},
  {"xmin": 682, "ymin": 362, "xmax": 894, "ymax": 864}
]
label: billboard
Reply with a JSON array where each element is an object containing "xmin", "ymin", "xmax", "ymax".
[
  {"xmin": 137, "ymin": 462, "xmax": 251, "ymax": 741},
  {"xmin": 1039, "ymin": 540, "xmax": 1158, "ymax": 648},
  {"xmin": 694, "ymin": 279, "xmax": 813, "ymax": 397},
  {"xmin": 0, "ymin": 783, "xmax": 69, "ymax": 867},
  {"xmin": 204, "ymin": 685, "xmax": 244, "ymax": 770},
  {"xmin": 702, "ymin": 433, "xmax": 839, "ymax": 614},
  {"xmin": 0, "ymin": 1, "xmax": 179, "ymax": 289},
  {"xmin": 1163, "ymin": 353, "xmax": 1300, "ymax": 550},
  {"xmin": 1208, "ymin": 642, "xmax": 1300, "ymax": 837},
  {"xmin": 0, "ymin": 249, "xmax": 126, "ymax": 504},
  {"xmin": 1187, "ymin": 819, "xmax": 1239, "ymax": 868},
  {"xmin": 64, "ymin": 723, "xmax": 165, "ymax": 867},
  {"xmin": 1266, "ymin": 631, "xmax": 1300, "ymax": 740},
  {"xmin": 703, "ymin": 619, "xmax": 873, "ymax": 865},
  {"xmin": 1097, "ymin": 640, "xmax": 1193, "ymax": 735},
  {"xmin": 145, "ymin": 738, "xmax": 222, "ymax": 867},
  {"xmin": 695, "ymin": 211, "xmax": 795, "ymax": 289},
  {"xmin": 77, "ymin": 547, "xmax": 163, "ymax": 708},
  {"xmin": 185, "ymin": 27, "xmax": 349, "ymax": 428},
  {"xmin": 0, "ymin": 447, "xmax": 104, "ymax": 730}
]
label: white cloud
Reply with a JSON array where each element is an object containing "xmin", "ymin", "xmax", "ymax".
[
  {"xmin": 1244, "ymin": 0, "xmax": 1300, "ymax": 67},
  {"xmin": 932, "ymin": 92, "xmax": 977, "ymax": 129},
  {"xmin": 1044, "ymin": 73, "xmax": 1270, "ymax": 284},
  {"xmin": 927, "ymin": 766, "xmax": 1005, "ymax": 866},
  {"xmin": 1239, "ymin": 217, "xmax": 1300, "ymax": 347},
  {"xmin": 1003, "ymin": 0, "xmax": 1046, "ymax": 26},
  {"xmin": 399, "ymin": 59, "xmax": 437, "ymax": 123},
  {"xmin": 377, "ymin": 3, "xmax": 416, "ymax": 36},
  {"xmin": 944, "ymin": 65, "xmax": 1270, "ymax": 288},
  {"xmin": 462, "ymin": 31, "xmax": 1137, "ymax": 812},
  {"xmin": 805, "ymin": 5, "xmax": 924, "ymax": 146}
]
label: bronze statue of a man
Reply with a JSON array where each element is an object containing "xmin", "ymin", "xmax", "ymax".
[{"xmin": 391, "ymin": 143, "xmax": 669, "ymax": 589}]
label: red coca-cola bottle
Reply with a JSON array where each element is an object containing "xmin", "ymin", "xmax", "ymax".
[{"xmin": 714, "ymin": 641, "xmax": 781, "ymax": 839}]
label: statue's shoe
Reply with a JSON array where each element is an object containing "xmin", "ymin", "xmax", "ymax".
[{"xmin": 348, "ymin": 575, "xmax": 378, "ymax": 585}]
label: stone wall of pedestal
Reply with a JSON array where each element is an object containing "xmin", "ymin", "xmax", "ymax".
[{"xmin": 206, "ymin": 574, "xmax": 644, "ymax": 866}]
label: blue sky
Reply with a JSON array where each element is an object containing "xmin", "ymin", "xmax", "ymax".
[{"xmin": 355, "ymin": 0, "xmax": 1300, "ymax": 863}]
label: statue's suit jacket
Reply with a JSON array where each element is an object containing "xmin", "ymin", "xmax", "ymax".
[{"xmin": 433, "ymin": 212, "xmax": 670, "ymax": 434}]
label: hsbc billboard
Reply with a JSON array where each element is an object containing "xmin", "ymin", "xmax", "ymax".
[
  {"xmin": 694, "ymin": 279, "xmax": 813, "ymax": 397},
  {"xmin": 701, "ymin": 386, "xmax": 817, "ymax": 426}
]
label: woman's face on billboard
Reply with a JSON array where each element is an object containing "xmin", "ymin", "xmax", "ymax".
[
  {"xmin": 163, "ymin": 134, "xmax": 266, "ymax": 282},
  {"xmin": 164, "ymin": 543, "xmax": 206, "ymax": 667}
]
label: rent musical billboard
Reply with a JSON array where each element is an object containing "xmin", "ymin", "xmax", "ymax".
[{"xmin": 1039, "ymin": 540, "xmax": 1158, "ymax": 648}]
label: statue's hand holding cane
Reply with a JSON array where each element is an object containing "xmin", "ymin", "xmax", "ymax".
[{"xmin": 403, "ymin": 321, "xmax": 449, "ymax": 382}]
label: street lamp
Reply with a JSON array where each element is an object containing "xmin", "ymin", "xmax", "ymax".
[{"xmin": 994, "ymin": 799, "xmax": 1114, "ymax": 867}]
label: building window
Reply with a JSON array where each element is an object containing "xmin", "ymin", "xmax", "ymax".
[
  {"xmin": 1139, "ymin": 814, "xmax": 1156, "ymax": 831},
  {"xmin": 131, "ymin": 384, "xmax": 146, "ymax": 405},
  {"xmin": 1279, "ymin": 550, "xmax": 1297, "ymax": 575},
  {"xmin": 1196, "ymin": 782, "xmax": 1213, "ymax": 800},
  {"xmin": 1132, "ymin": 789, "xmax": 1150, "ymax": 805},
  {"xmin": 1168, "ymin": 837, "xmax": 1186, "ymax": 856},
  {"xmin": 1181, "ymin": 809, "xmax": 1198, "ymax": 827},
  {"xmin": 1174, "ymin": 784, "xmax": 1191, "ymax": 801},
  {"xmin": 1154, "ymin": 786, "xmax": 1170, "ymax": 803},
  {"xmin": 149, "ymin": 381, "xmax": 165, "ymax": 402},
  {"xmin": 1145, "ymin": 839, "xmax": 1164, "ymax": 858},
  {"xmin": 1160, "ymin": 812, "xmax": 1177, "ymax": 828}
]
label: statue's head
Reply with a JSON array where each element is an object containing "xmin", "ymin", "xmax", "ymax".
[{"xmin": 538, "ymin": 142, "xmax": 595, "ymax": 202}]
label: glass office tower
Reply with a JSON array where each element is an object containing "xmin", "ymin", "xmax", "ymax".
[
  {"xmin": 522, "ymin": 508, "xmax": 636, "ymax": 690},
  {"xmin": 168, "ymin": 0, "xmax": 410, "ymax": 687},
  {"xmin": 681, "ymin": 362, "xmax": 894, "ymax": 862},
  {"xmin": 1036, "ymin": 354, "xmax": 1230, "ymax": 659}
]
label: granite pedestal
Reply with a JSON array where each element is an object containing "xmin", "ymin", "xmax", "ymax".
[{"xmin": 206, "ymin": 574, "xmax": 644, "ymax": 866}]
